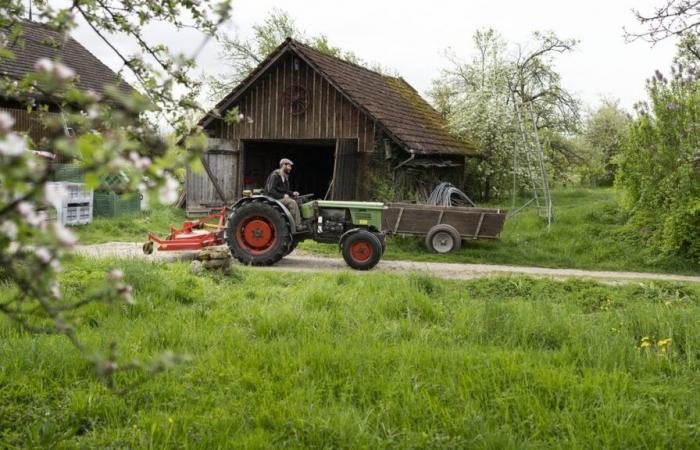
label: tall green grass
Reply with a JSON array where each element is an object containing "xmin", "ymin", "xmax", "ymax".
[
  {"xmin": 1, "ymin": 257, "xmax": 699, "ymax": 448},
  {"xmin": 77, "ymin": 205, "xmax": 185, "ymax": 244}
]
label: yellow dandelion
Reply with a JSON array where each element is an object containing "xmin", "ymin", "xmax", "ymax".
[{"xmin": 640, "ymin": 341, "xmax": 651, "ymax": 348}]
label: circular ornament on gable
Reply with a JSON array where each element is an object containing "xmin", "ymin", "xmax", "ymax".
[{"xmin": 282, "ymin": 84, "xmax": 309, "ymax": 115}]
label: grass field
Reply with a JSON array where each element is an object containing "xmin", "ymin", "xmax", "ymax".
[
  {"xmin": 2, "ymin": 257, "xmax": 700, "ymax": 448},
  {"xmin": 77, "ymin": 205, "xmax": 185, "ymax": 245},
  {"xmin": 76, "ymin": 188, "xmax": 699, "ymax": 274}
]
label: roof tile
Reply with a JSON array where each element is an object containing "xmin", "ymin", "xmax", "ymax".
[{"xmin": 0, "ymin": 21, "xmax": 135, "ymax": 99}]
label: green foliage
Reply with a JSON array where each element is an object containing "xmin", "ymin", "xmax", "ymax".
[
  {"xmin": 1, "ymin": 257, "xmax": 700, "ymax": 447},
  {"xmin": 617, "ymin": 64, "xmax": 700, "ymax": 262},
  {"xmin": 431, "ymin": 29, "xmax": 580, "ymax": 200},
  {"xmin": 0, "ymin": 0, "xmax": 232, "ymax": 389},
  {"xmin": 575, "ymin": 100, "xmax": 631, "ymax": 186}
]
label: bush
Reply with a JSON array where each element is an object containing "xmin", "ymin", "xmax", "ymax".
[{"xmin": 617, "ymin": 66, "xmax": 700, "ymax": 263}]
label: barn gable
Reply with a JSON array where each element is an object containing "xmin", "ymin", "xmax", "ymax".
[
  {"xmin": 202, "ymin": 38, "xmax": 476, "ymax": 156},
  {"xmin": 188, "ymin": 38, "xmax": 475, "ymax": 212},
  {"xmin": 208, "ymin": 50, "xmax": 378, "ymax": 152}
]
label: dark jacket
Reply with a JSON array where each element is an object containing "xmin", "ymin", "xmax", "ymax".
[{"xmin": 264, "ymin": 170, "xmax": 292, "ymax": 199}]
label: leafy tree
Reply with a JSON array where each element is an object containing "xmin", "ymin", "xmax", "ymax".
[
  {"xmin": 0, "ymin": 0, "xmax": 232, "ymax": 391},
  {"xmin": 207, "ymin": 8, "xmax": 383, "ymax": 100},
  {"xmin": 577, "ymin": 100, "xmax": 631, "ymax": 186},
  {"xmin": 617, "ymin": 61, "xmax": 700, "ymax": 261},
  {"xmin": 430, "ymin": 29, "xmax": 580, "ymax": 200}
]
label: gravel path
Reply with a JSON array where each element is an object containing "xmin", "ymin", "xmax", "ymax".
[{"xmin": 74, "ymin": 242, "xmax": 700, "ymax": 284}]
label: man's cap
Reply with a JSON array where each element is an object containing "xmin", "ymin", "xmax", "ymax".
[{"xmin": 280, "ymin": 158, "xmax": 294, "ymax": 166}]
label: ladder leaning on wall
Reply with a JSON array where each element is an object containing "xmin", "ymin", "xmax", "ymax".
[{"xmin": 509, "ymin": 98, "xmax": 553, "ymax": 229}]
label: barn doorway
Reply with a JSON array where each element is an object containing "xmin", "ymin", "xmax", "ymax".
[{"xmin": 242, "ymin": 140, "xmax": 336, "ymax": 199}]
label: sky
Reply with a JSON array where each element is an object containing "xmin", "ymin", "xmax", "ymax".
[{"xmin": 69, "ymin": 0, "xmax": 680, "ymax": 113}]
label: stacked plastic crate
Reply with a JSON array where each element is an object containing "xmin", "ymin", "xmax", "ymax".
[{"xmin": 46, "ymin": 182, "xmax": 93, "ymax": 226}]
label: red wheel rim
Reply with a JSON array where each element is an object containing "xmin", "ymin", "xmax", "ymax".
[
  {"xmin": 350, "ymin": 240, "xmax": 372, "ymax": 263},
  {"xmin": 237, "ymin": 216, "xmax": 276, "ymax": 255}
]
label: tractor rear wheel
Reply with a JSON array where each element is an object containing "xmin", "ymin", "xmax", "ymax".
[
  {"xmin": 227, "ymin": 201, "xmax": 292, "ymax": 266},
  {"xmin": 341, "ymin": 230, "xmax": 382, "ymax": 270},
  {"xmin": 284, "ymin": 239, "xmax": 299, "ymax": 256}
]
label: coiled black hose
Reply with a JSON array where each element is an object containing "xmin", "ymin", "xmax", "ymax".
[{"xmin": 427, "ymin": 182, "xmax": 476, "ymax": 207}]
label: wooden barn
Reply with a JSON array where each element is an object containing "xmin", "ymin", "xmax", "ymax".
[
  {"xmin": 188, "ymin": 38, "xmax": 476, "ymax": 213},
  {"xmin": 0, "ymin": 21, "xmax": 134, "ymax": 155}
]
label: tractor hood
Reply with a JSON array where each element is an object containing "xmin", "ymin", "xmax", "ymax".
[{"xmin": 312, "ymin": 200, "xmax": 385, "ymax": 210}]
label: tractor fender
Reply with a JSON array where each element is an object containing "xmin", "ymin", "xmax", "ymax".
[
  {"xmin": 338, "ymin": 228, "xmax": 364, "ymax": 250},
  {"xmin": 229, "ymin": 195, "xmax": 297, "ymax": 234}
]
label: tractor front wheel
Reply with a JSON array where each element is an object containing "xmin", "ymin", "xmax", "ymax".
[
  {"xmin": 227, "ymin": 201, "xmax": 292, "ymax": 266},
  {"xmin": 341, "ymin": 230, "xmax": 382, "ymax": 270}
]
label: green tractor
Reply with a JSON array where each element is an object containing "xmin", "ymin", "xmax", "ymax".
[{"xmin": 226, "ymin": 194, "xmax": 386, "ymax": 270}]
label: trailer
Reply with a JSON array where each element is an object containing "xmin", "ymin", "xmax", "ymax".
[{"xmin": 382, "ymin": 203, "xmax": 507, "ymax": 253}]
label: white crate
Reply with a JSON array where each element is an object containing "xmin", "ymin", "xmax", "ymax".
[{"xmin": 46, "ymin": 182, "xmax": 93, "ymax": 226}]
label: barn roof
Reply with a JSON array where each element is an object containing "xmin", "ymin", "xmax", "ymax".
[
  {"xmin": 0, "ymin": 21, "xmax": 135, "ymax": 99},
  {"xmin": 203, "ymin": 38, "xmax": 477, "ymax": 156}
]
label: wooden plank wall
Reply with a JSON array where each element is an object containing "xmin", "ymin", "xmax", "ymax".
[
  {"xmin": 0, "ymin": 107, "xmax": 58, "ymax": 144},
  {"xmin": 219, "ymin": 53, "xmax": 377, "ymax": 152},
  {"xmin": 333, "ymin": 138, "xmax": 359, "ymax": 200},
  {"xmin": 186, "ymin": 151, "xmax": 237, "ymax": 206}
]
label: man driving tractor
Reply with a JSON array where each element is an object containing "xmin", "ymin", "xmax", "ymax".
[{"xmin": 264, "ymin": 158, "xmax": 304, "ymax": 229}]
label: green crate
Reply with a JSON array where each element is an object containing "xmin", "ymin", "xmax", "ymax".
[
  {"xmin": 93, "ymin": 191, "xmax": 142, "ymax": 217},
  {"xmin": 53, "ymin": 163, "xmax": 86, "ymax": 183}
]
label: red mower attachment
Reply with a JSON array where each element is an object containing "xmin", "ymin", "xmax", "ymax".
[{"xmin": 143, "ymin": 208, "xmax": 228, "ymax": 254}]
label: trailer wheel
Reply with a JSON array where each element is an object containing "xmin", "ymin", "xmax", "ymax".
[
  {"xmin": 227, "ymin": 200, "xmax": 292, "ymax": 266},
  {"xmin": 342, "ymin": 230, "xmax": 382, "ymax": 270},
  {"xmin": 425, "ymin": 224, "xmax": 461, "ymax": 253}
]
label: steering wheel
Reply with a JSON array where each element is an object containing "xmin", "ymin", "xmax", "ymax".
[{"xmin": 296, "ymin": 193, "xmax": 314, "ymax": 202}]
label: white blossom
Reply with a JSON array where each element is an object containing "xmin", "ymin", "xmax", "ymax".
[
  {"xmin": 18, "ymin": 202, "xmax": 47, "ymax": 227},
  {"xmin": 117, "ymin": 283, "xmax": 134, "ymax": 305},
  {"xmin": 85, "ymin": 90, "xmax": 101, "ymax": 102},
  {"xmin": 50, "ymin": 259, "xmax": 62, "ymax": 273},
  {"xmin": 107, "ymin": 269, "xmax": 124, "ymax": 281},
  {"xmin": 53, "ymin": 222, "xmax": 78, "ymax": 247},
  {"xmin": 107, "ymin": 156, "xmax": 128, "ymax": 172},
  {"xmin": 49, "ymin": 281, "xmax": 61, "ymax": 300},
  {"xmin": 0, "ymin": 220, "xmax": 18, "ymax": 240},
  {"xmin": 87, "ymin": 105, "xmax": 100, "ymax": 119},
  {"xmin": 158, "ymin": 175, "xmax": 179, "ymax": 204},
  {"xmin": 35, "ymin": 247, "xmax": 52, "ymax": 264},
  {"xmin": 129, "ymin": 151, "xmax": 152, "ymax": 171},
  {"xmin": 0, "ymin": 133, "xmax": 27, "ymax": 156},
  {"xmin": 53, "ymin": 62, "xmax": 75, "ymax": 80},
  {"xmin": 0, "ymin": 111, "xmax": 15, "ymax": 133},
  {"xmin": 17, "ymin": 202, "xmax": 35, "ymax": 219},
  {"xmin": 34, "ymin": 57, "xmax": 54, "ymax": 72}
]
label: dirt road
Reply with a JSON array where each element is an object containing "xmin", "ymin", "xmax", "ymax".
[{"xmin": 74, "ymin": 242, "xmax": 700, "ymax": 284}]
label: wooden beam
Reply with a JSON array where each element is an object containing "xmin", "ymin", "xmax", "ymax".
[{"xmin": 200, "ymin": 155, "xmax": 227, "ymax": 203}]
